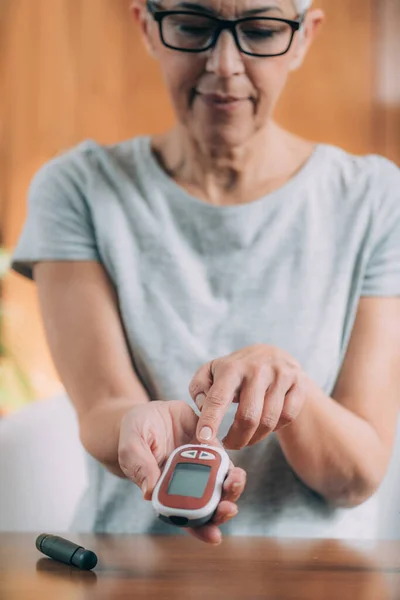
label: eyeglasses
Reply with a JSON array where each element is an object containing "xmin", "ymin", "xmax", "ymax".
[{"xmin": 146, "ymin": 1, "xmax": 305, "ymax": 58}]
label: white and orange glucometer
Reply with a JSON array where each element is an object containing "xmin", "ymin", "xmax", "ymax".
[{"xmin": 152, "ymin": 444, "xmax": 230, "ymax": 528}]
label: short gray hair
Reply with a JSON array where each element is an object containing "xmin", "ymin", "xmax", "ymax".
[{"xmin": 293, "ymin": 0, "xmax": 312, "ymax": 12}]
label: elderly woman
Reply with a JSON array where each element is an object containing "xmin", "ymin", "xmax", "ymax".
[{"xmin": 11, "ymin": 0, "xmax": 400, "ymax": 545}]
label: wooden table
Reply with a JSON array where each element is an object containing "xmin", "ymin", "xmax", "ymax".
[{"xmin": 1, "ymin": 533, "xmax": 400, "ymax": 599}]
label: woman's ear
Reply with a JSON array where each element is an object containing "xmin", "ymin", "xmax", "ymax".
[
  {"xmin": 289, "ymin": 8, "xmax": 325, "ymax": 71},
  {"xmin": 129, "ymin": 0, "xmax": 158, "ymax": 58}
]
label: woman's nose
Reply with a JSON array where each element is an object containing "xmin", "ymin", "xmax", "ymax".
[{"xmin": 205, "ymin": 30, "xmax": 245, "ymax": 77}]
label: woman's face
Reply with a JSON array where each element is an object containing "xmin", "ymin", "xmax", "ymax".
[{"xmin": 134, "ymin": 0, "xmax": 322, "ymax": 148}]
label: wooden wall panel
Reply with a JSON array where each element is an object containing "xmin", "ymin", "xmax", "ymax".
[
  {"xmin": 373, "ymin": 0, "xmax": 400, "ymax": 164},
  {"xmin": 1, "ymin": 0, "xmax": 399, "ymax": 406},
  {"xmin": 276, "ymin": 0, "xmax": 375, "ymax": 156}
]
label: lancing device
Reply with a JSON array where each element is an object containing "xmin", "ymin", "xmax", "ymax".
[
  {"xmin": 152, "ymin": 443, "xmax": 230, "ymax": 528},
  {"xmin": 35, "ymin": 534, "xmax": 98, "ymax": 570}
]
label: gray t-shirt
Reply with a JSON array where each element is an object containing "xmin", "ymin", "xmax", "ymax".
[{"xmin": 11, "ymin": 135, "xmax": 400, "ymax": 539}]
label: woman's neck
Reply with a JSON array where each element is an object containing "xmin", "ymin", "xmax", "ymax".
[{"xmin": 151, "ymin": 123, "xmax": 315, "ymax": 207}]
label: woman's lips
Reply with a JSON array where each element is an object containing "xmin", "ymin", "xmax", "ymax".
[{"xmin": 196, "ymin": 91, "xmax": 249, "ymax": 110}]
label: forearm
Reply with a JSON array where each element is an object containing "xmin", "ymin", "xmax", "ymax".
[
  {"xmin": 277, "ymin": 377, "xmax": 388, "ymax": 507},
  {"xmin": 79, "ymin": 397, "xmax": 148, "ymax": 478}
]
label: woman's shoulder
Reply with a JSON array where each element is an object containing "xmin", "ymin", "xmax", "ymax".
[
  {"xmin": 311, "ymin": 145, "xmax": 400, "ymax": 246},
  {"xmin": 31, "ymin": 136, "xmax": 147, "ymax": 185},
  {"xmin": 314, "ymin": 143, "xmax": 400, "ymax": 193}
]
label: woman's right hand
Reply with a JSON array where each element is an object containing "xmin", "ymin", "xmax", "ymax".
[{"xmin": 118, "ymin": 400, "xmax": 246, "ymax": 544}]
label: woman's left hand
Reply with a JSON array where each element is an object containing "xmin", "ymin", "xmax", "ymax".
[{"xmin": 189, "ymin": 344, "xmax": 309, "ymax": 449}]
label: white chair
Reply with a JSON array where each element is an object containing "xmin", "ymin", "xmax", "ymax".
[
  {"xmin": 0, "ymin": 392, "xmax": 87, "ymax": 532},
  {"xmin": 376, "ymin": 415, "xmax": 400, "ymax": 539},
  {"xmin": 0, "ymin": 393, "xmax": 399, "ymax": 537}
]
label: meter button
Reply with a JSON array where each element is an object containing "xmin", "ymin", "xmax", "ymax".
[
  {"xmin": 181, "ymin": 450, "xmax": 198, "ymax": 459},
  {"xmin": 199, "ymin": 451, "xmax": 216, "ymax": 460}
]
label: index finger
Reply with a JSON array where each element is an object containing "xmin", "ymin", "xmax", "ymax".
[{"xmin": 196, "ymin": 377, "xmax": 239, "ymax": 442}]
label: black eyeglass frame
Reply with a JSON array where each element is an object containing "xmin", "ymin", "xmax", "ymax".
[{"xmin": 146, "ymin": 1, "xmax": 305, "ymax": 58}]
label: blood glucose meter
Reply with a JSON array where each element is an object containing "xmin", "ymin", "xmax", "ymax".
[{"xmin": 152, "ymin": 444, "xmax": 230, "ymax": 528}]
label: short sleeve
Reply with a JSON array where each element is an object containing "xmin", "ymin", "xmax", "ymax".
[
  {"xmin": 361, "ymin": 156, "xmax": 400, "ymax": 296},
  {"xmin": 11, "ymin": 145, "xmax": 101, "ymax": 281}
]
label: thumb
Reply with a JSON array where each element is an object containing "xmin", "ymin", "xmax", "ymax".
[{"xmin": 119, "ymin": 434, "xmax": 161, "ymax": 501}]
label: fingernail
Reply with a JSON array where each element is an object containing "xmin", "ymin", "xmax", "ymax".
[
  {"xmin": 227, "ymin": 509, "xmax": 238, "ymax": 518},
  {"xmin": 232, "ymin": 482, "xmax": 242, "ymax": 491},
  {"xmin": 141, "ymin": 481, "xmax": 147, "ymax": 497},
  {"xmin": 195, "ymin": 393, "xmax": 206, "ymax": 409},
  {"xmin": 200, "ymin": 426, "xmax": 213, "ymax": 441}
]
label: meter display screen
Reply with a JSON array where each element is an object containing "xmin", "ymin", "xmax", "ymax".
[{"xmin": 168, "ymin": 462, "xmax": 211, "ymax": 498}]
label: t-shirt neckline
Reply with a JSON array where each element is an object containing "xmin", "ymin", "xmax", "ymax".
[{"xmin": 138, "ymin": 135, "xmax": 323, "ymax": 213}]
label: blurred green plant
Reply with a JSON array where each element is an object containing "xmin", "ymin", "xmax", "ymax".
[{"xmin": 0, "ymin": 248, "xmax": 35, "ymax": 415}]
